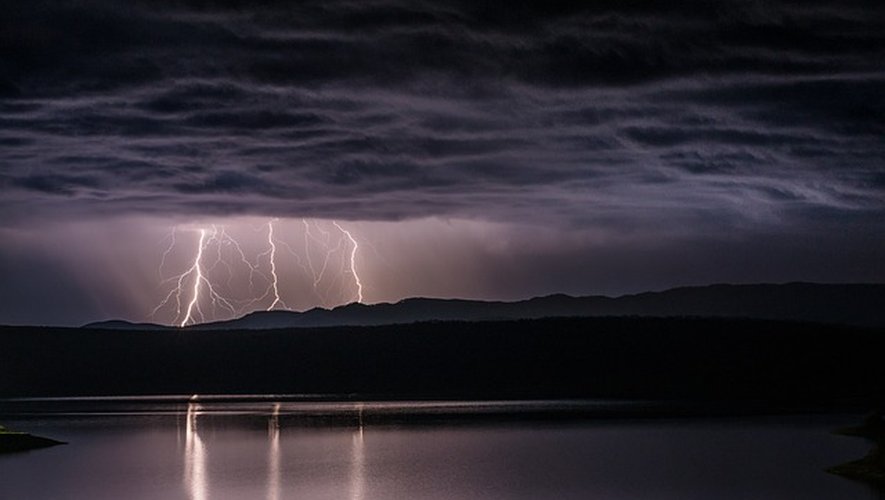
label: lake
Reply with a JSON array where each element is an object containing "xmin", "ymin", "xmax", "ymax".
[{"xmin": 0, "ymin": 398, "xmax": 876, "ymax": 499}]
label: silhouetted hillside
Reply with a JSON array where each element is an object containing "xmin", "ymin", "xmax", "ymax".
[
  {"xmin": 3, "ymin": 317, "xmax": 884, "ymax": 408},
  {"xmin": 85, "ymin": 320, "xmax": 173, "ymax": 331},
  {"xmin": 182, "ymin": 283, "xmax": 885, "ymax": 330}
]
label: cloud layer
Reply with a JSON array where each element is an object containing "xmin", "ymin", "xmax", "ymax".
[{"xmin": 1, "ymin": 0, "xmax": 882, "ymax": 233}]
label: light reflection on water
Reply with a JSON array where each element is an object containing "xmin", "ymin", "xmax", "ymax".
[
  {"xmin": 0, "ymin": 399, "xmax": 876, "ymax": 500},
  {"xmin": 179, "ymin": 399, "xmax": 367, "ymax": 500},
  {"xmin": 184, "ymin": 401, "xmax": 207, "ymax": 500},
  {"xmin": 351, "ymin": 404, "xmax": 365, "ymax": 500},
  {"xmin": 267, "ymin": 402, "xmax": 280, "ymax": 500}
]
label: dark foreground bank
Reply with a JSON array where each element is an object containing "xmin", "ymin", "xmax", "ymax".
[
  {"xmin": 1, "ymin": 317, "xmax": 883, "ymax": 409},
  {"xmin": 0, "ymin": 425, "xmax": 65, "ymax": 453},
  {"xmin": 829, "ymin": 413, "xmax": 885, "ymax": 487}
]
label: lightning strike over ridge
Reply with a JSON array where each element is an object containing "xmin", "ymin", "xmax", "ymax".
[
  {"xmin": 150, "ymin": 218, "xmax": 371, "ymax": 326},
  {"xmin": 181, "ymin": 228, "xmax": 207, "ymax": 327},
  {"xmin": 333, "ymin": 221, "xmax": 364, "ymax": 304},
  {"xmin": 266, "ymin": 221, "xmax": 286, "ymax": 311}
]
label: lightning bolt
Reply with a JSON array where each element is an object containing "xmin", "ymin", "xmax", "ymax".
[
  {"xmin": 152, "ymin": 227, "xmax": 237, "ymax": 327},
  {"xmin": 151, "ymin": 218, "xmax": 368, "ymax": 326},
  {"xmin": 218, "ymin": 226, "xmax": 267, "ymax": 292},
  {"xmin": 302, "ymin": 219, "xmax": 319, "ymax": 284},
  {"xmin": 300, "ymin": 219, "xmax": 344, "ymax": 305},
  {"xmin": 265, "ymin": 220, "xmax": 287, "ymax": 311},
  {"xmin": 150, "ymin": 229, "xmax": 202, "ymax": 324},
  {"xmin": 333, "ymin": 221, "xmax": 363, "ymax": 304},
  {"xmin": 180, "ymin": 229, "xmax": 207, "ymax": 327},
  {"xmin": 158, "ymin": 228, "xmax": 177, "ymax": 279}
]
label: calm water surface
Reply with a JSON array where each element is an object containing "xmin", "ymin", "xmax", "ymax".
[{"xmin": 0, "ymin": 399, "xmax": 876, "ymax": 499}]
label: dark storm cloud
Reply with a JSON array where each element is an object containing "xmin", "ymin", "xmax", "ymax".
[
  {"xmin": 0, "ymin": 0, "xmax": 884, "ymax": 232},
  {"xmin": 11, "ymin": 173, "xmax": 103, "ymax": 196}
]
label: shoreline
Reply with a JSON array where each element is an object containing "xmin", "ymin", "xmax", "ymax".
[
  {"xmin": 0, "ymin": 397, "xmax": 876, "ymax": 426},
  {"xmin": 0, "ymin": 426, "xmax": 65, "ymax": 453}
]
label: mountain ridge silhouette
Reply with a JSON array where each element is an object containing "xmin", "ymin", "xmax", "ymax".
[{"xmin": 83, "ymin": 282, "xmax": 885, "ymax": 330}]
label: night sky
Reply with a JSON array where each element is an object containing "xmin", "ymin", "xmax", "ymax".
[{"xmin": 1, "ymin": 0, "xmax": 883, "ymax": 326}]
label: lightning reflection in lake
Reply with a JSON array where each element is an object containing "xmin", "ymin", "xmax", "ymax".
[
  {"xmin": 350, "ymin": 403, "xmax": 365, "ymax": 500},
  {"xmin": 267, "ymin": 403, "xmax": 281, "ymax": 500},
  {"xmin": 184, "ymin": 398, "xmax": 207, "ymax": 500}
]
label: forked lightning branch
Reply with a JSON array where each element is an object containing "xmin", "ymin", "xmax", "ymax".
[{"xmin": 151, "ymin": 219, "xmax": 365, "ymax": 327}]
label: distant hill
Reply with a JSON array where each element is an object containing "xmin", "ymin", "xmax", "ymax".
[
  {"xmin": 83, "ymin": 283, "xmax": 885, "ymax": 330},
  {"xmin": 84, "ymin": 320, "xmax": 172, "ymax": 331}
]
